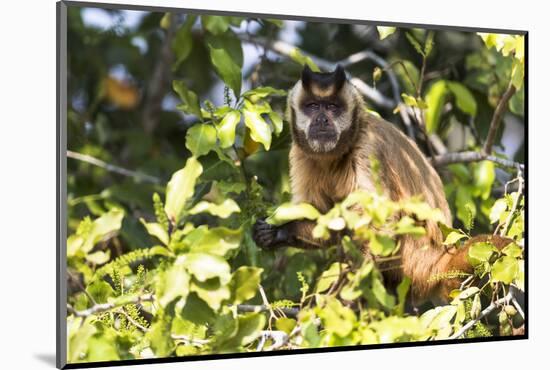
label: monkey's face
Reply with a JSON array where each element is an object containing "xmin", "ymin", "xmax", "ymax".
[{"xmin": 289, "ymin": 65, "xmax": 357, "ymax": 154}]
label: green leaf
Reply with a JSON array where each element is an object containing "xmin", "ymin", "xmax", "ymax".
[
  {"xmin": 317, "ymin": 296, "xmax": 357, "ymax": 337},
  {"xmin": 468, "ymin": 242, "xmax": 497, "ymax": 266},
  {"xmin": 490, "ymin": 198, "xmax": 508, "ymax": 224},
  {"xmin": 443, "ymin": 231, "xmax": 468, "ymax": 245},
  {"xmin": 457, "ymin": 287, "xmax": 479, "ymax": 300},
  {"xmin": 266, "ymin": 202, "xmax": 320, "ymax": 226},
  {"xmin": 371, "ymin": 275, "xmax": 396, "ymax": 309},
  {"xmin": 172, "ymin": 16, "xmax": 196, "ymax": 69},
  {"xmin": 509, "ymin": 86, "xmax": 524, "ymax": 116},
  {"xmin": 140, "ymin": 219, "xmax": 169, "ymax": 245},
  {"xmin": 155, "ymin": 263, "xmax": 190, "ymax": 307},
  {"xmin": 181, "ymin": 253, "xmax": 231, "ymax": 284},
  {"xmin": 395, "ymin": 277, "xmax": 411, "ymax": 315},
  {"xmin": 369, "ymin": 234, "xmax": 396, "ymax": 257},
  {"xmin": 188, "ymin": 199, "xmax": 240, "ymax": 218},
  {"xmin": 316, "ymin": 262, "xmax": 344, "ymax": 294},
  {"xmin": 190, "ymin": 279, "xmax": 230, "ymax": 310},
  {"xmin": 201, "ymin": 15, "xmax": 230, "ymax": 35},
  {"xmin": 181, "ymin": 293, "xmax": 217, "ymax": 325},
  {"xmin": 447, "ymin": 82, "xmax": 477, "ymax": 116},
  {"xmin": 377, "ymin": 26, "xmax": 397, "ymax": 40},
  {"xmin": 173, "ymin": 80, "xmax": 202, "ymax": 118},
  {"xmin": 265, "ymin": 18, "xmax": 283, "ymax": 27},
  {"xmin": 424, "ymin": 80, "xmax": 448, "ymax": 134},
  {"xmin": 68, "ymin": 318, "xmax": 96, "ymax": 363},
  {"xmin": 242, "ymin": 86, "xmax": 287, "ymax": 102},
  {"xmin": 406, "ymin": 32, "xmax": 425, "ymax": 56},
  {"xmin": 230, "ymin": 313, "xmax": 266, "ymax": 347},
  {"xmin": 502, "ymin": 242, "xmax": 523, "ymax": 258},
  {"xmin": 185, "ymin": 124, "xmax": 217, "ymax": 157},
  {"xmin": 86, "ymin": 280, "xmax": 115, "ymax": 303},
  {"xmin": 511, "ymin": 58, "xmax": 524, "ymax": 90},
  {"xmin": 491, "ymin": 256, "xmax": 519, "ymax": 284},
  {"xmin": 160, "ymin": 13, "xmax": 171, "ymax": 29},
  {"xmin": 455, "ymin": 186, "xmax": 476, "ymax": 229},
  {"xmin": 394, "ymin": 216, "xmax": 425, "ymax": 236},
  {"xmin": 85, "ymin": 250, "xmax": 111, "ymax": 265},
  {"xmin": 394, "ymin": 60, "xmax": 420, "ymax": 95},
  {"xmin": 184, "ymin": 226, "xmax": 242, "ymax": 257},
  {"xmin": 207, "ymin": 35, "xmax": 242, "ymax": 96},
  {"xmin": 216, "ymin": 110, "xmax": 241, "ymax": 148},
  {"xmin": 473, "ymin": 161, "xmax": 495, "ymax": 200},
  {"xmin": 243, "ymin": 107, "xmax": 272, "ymax": 151},
  {"xmin": 164, "ymin": 157, "xmax": 203, "ymax": 225},
  {"xmin": 268, "ymin": 111, "xmax": 284, "ymax": 136},
  {"xmin": 229, "ymin": 266, "xmax": 263, "ymax": 304},
  {"xmin": 87, "ymin": 335, "xmax": 120, "ymax": 362},
  {"xmin": 401, "ymin": 93, "xmax": 427, "ymax": 109},
  {"xmin": 275, "ymin": 317, "xmax": 297, "ymax": 335},
  {"xmin": 78, "ymin": 208, "xmax": 124, "ymax": 254},
  {"xmin": 147, "ymin": 315, "xmax": 175, "ymax": 357},
  {"xmin": 289, "ymin": 48, "xmax": 320, "ymax": 72},
  {"xmin": 424, "ymin": 31, "xmax": 435, "ymax": 57}
]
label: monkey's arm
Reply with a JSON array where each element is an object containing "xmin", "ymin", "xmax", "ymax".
[{"xmin": 253, "ymin": 219, "xmax": 333, "ymax": 250}]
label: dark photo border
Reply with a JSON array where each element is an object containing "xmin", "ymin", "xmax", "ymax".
[{"xmin": 56, "ymin": 1, "xmax": 528, "ymax": 368}]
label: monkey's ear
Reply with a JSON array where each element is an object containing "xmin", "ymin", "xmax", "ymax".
[
  {"xmin": 333, "ymin": 64, "xmax": 346, "ymax": 91},
  {"xmin": 301, "ymin": 64, "xmax": 313, "ymax": 90}
]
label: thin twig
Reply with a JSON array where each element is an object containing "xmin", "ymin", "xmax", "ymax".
[
  {"xmin": 260, "ymin": 330, "xmax": 289, "ymax": 351},
  {"xmin": 67, "ymin": 150, "xmax": 162, "ymax": 184},
  {"xmin": 483, "ymin": 82, "xmax": 517, "ymax": 155},
  {"xmin": 500, "ymin": 174, "xmax": 524, "ymax": 236},
  {"xmin": 66, "ymin": 293, "xmax": 154, "ymax": 317},
  {"xmin": 235, "ymin": 304, "xmax": 299, "ymax": 317},
  {"xmin": 449, "ymin": 292, "xmax": 512, "ymax": 339}
]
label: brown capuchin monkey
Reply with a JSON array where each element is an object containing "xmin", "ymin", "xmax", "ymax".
[{"xmin": 253, "ymin": 65, "xmax": 512, "ymax": 305}]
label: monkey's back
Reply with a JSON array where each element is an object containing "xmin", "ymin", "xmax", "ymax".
[
  {"xmin": 358, "ymin": 113, "xmax": 451, "ymax": 224},
  {"xmin": 357, "ymin": 113, "xmax": 457, "ymax": 302}
]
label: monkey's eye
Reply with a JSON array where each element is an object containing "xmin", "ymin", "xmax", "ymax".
[
  {"xmin": 326, "ymin": 103, "xmax": 339, "ymax": 111},
  {"xmin": 305, "ymin": 102, "xmax": 320, "ymax": 110}
]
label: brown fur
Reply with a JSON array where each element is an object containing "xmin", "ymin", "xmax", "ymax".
[{"xmin": 283, "ymin": 76, "xmax": 501, "ymax": 303}]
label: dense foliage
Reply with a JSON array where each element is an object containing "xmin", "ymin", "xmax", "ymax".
[{"xmin": 66, "ymin": 8, "xmax": 525, "ymax": 363}]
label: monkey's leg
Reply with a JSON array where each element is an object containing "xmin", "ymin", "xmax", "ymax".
[{"xmin": 253, "ymin": 219, "xmax": 332, "ymax": 250}]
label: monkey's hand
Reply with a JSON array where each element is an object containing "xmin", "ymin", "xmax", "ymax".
[{"xmin": 252, "ymin": 218, "xmax": 294, "ymax": 250}]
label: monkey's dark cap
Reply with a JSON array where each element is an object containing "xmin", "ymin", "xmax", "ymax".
[{"xmin": 301, "ymin": 64, "xmax": 347, "ymax": 93}]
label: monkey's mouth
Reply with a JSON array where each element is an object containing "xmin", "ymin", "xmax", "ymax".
[{"xmin": 308, "ymin": 127, "xmax": 338, "ymax": 142}]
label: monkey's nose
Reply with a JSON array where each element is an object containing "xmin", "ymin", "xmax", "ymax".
[{"xmin": 315, "ymin": 115, "xmax": 329, "ymax": 125}]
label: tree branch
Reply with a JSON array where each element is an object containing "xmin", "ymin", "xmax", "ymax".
[
  {"xmin": 237, "ymin": 35, "xmax": 395, "ymax": 108},
  {"xmin": 257, "ymin": 330, "xmax": 289, "ymax": 351},
  {"xmin": 449, "ymin": 292, "xmax": 512, "ymax": 340},
  {"xmin": 142, "ymin": 13, "xmax": 176, "ymax": 134},
  {"xmin": 66, "ymin": 293, "xmax": 155, "ymax": 318},
  {"xmin": 235, "ymin": 304, "xmax": 299, "ymax": 317},
  {"xmin": 67, "ymin": 150, "xmax": 162, "ymax": 185},
  {"xmin": 483, "ymin": 82, "xmax": 517, "ymax": 155},
  {"xmin": 430, "ymin": 150, "xmax": 524, "ymax": 171}
]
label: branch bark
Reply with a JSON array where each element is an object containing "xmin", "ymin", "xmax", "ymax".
[
  {"xmin": 67, "ymin": 150, "xmax": 162, "ymax": 184},
  {"xmin": 449, "ymin": 292, "xmax": 512, "ymax": 340},
  {"xmin": 142, "ymin": 14, "xmax": 177, "ymax": 134},
  {"xmin": 483, "ymin": 82, "xmax": 517, "ymax": 155},
  {"xmin": 430, "ymin": 150, "xmax": 524, "ymax": 171},
  {"xmin": 235, "ymin": 304, "xmax": 300, "ymax": 317},
  {"xmin": 66, "ymin": 293, "xmax": 154, "ymax": 318}
]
